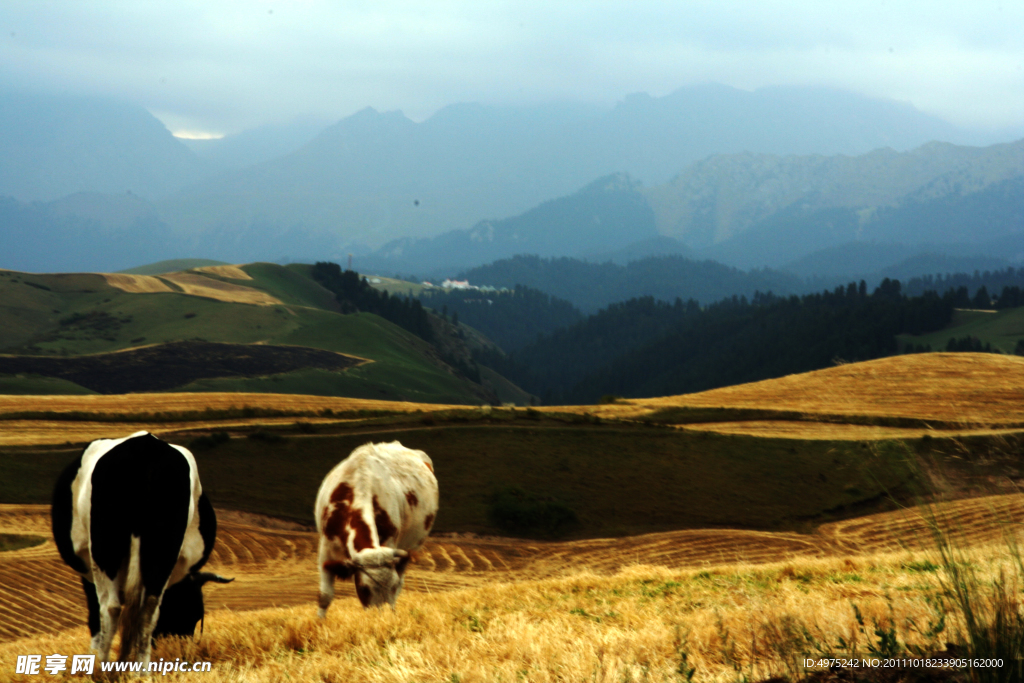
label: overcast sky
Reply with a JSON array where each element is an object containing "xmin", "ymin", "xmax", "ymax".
[{"xmin": 2, "ymin": 1, "xmax": 1022, "ymax": 138}]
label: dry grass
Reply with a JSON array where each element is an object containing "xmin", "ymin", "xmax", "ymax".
[
  {"xmin": 100, "ymin": 273, "xmax": 176, "ymax": 294},
  {"xmin": 192, "ymin": 265, "xmax": 253, "ymax": 280},
  {"xmin": 550, "ymin": 354, "xmax": 1024, "ymax": 436},
  {"xmin": 0, "ymin": 392, "xmax": 452, "ymax": 416},
  {"xmin": 676, "ymin": 421, "xmax": 1024, "ymax": 440},
  {"xmin": 0, "ymin": 417, "xmax": 349, "ymax": 446},
  {"xmin": 0, "ymin": 392, "xmax": 463, "ymax": 445},
  {"xmin": 4, "ymin": 493, "xmax": 1024, "ymax": 674},
  {"xmin": 158, "ymin": 272, "xmax": 283, "ymax": 305},
  {"xmin": 5, "ymin": 354, "xmax": 1024, "ymax": 679},
  {"xmin": 635, "ymin": 353, "xmax": 1024, "ymax": 425},
  {"xmin": 101, "ymin": 269, "xmax": 278, "ymax": 304},
  {"xmin": 3, "ymin": 354, "xmax": 1022, "ymax": 444},
  {"xmin": 1, "ymin": 546, "xmax": 1007, "ymax": 682}
]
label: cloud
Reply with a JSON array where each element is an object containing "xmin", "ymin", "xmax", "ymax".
[{"xmin": 1, "ymin": 0, "xmax": 1021, "ymax": 133}]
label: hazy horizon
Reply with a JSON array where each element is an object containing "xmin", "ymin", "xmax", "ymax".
[{"xmin": 3, "ymin": 1, "xmax": 1022, "ymax": 139}]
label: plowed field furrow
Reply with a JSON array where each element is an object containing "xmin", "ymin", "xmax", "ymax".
[
  {"xmin": 0, "ymin": 519, "xmax": 50, "ymax": 535},
  {"xmin": 818, "ymin": 495, "xmax": 1024, "ymax": 554},
  {"xmin": 448, "ymin": 546, "xmax": 478, "ymax": 571},
  {"xmin": 0, "ymin": 590, "xmax": 84, "ymax": 639},
  {"xmin": 224, "ymin": 533, "xmax": 259, "ymax": 564},
  {"xmin": 211, "ymin": 527, "xmax": 318, "ymax": 565},
  {"xmin": 471, "ymin": 549, "xmax": 495, "ymax": 571},
  {"xmin": 0, "ymin": 544, "xmax": 57, "ymax": 562},
  {"xmin": 432, "ymin": 545, "xmax": 459, "ymax": 572},
  {"xmin": 413, "ymin": 549, "xmax": 438, "ymax": 571}
]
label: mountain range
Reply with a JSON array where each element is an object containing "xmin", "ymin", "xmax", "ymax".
[
  {"xmin": 361, "ymin": 139, "xmax": 1023, "ymax": 278},
  {"xmin": 0, "ymin": 85, "xmax": 1021, "ymax": 282}
]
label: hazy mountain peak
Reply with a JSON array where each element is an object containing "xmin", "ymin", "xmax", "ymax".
[
  {"xmin": 337, "ymin": 106, "xmax": 412, "ymax": 128},
  {"xmin": 0, "ymin": 90, "xmax": 210, "ymax": 202},
  {"xmin": 642, "ymin": 138, "xmax": 1024, "ymax": 270},
  {"xmin": 179, "ymin": 115, "xmax": 331, "ymax": 170},
  {"xmin": 583, "ymin": 172, "xmax": 643, "ymax": 193}
]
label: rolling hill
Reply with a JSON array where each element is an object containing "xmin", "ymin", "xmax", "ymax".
[
  {"xmin": 900, "ymin": 306, "xmax": 1024, "ymax": 354},
  {"xmin": 0, "ymin": 263, "xmax": 497, "ymax": 404}
]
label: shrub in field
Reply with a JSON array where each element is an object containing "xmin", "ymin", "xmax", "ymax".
[
  {"xmin": 189, "ymin": 431, "xmax": 230, "ymax": 451},
  {"xmin": 247, "ymin": 430, "xmax": 286, "ymax": 444}
]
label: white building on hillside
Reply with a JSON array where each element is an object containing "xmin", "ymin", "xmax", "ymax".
[{"xmin": 441, "ymin": 279, "xmax": 474, "ymax": 290}]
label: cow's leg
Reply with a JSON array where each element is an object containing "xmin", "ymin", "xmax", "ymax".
[
  {"xmin": 316, "ymin": 537, "xmax": 337, "ymax": 619},
  {"xmin": 318, "ymin": 563, "xmax": 335, "ymax": 619},
  {"xmin": 91, "ymin": 573, "xmax": 121, "ymax": 663},
  {"xmin": 81, "ymin": 577, "xmax": 101, "ymax": 639},
  {"xmin": 134, "ymin": 593, "xmax": 163, "ymax": 667}
]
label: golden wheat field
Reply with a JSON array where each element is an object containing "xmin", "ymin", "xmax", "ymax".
[
  {"xmin": 2, "ymin": 353, "xmax": 1022, "ymax": 446},
  {"xmin": 0, "ymin": 392, "xmax": 451, "ymax": 417},
  {"xmin": 3, "ymin": 353, "xmax": 1024, "ymax": 680},
  {"xmin": 2, "ymin": 495, "xmax": 1024, "ymax": 682},
  {"xmin": 0, "ymin": 393, "xmax": 456, "ymax": 446},
  {"xmin": 634, "ymin": 353, "xmax": 1024, "ymax": 425},
  {"xmin": 100, "ymin": 273, "xmax": 179, "ymax": 295},
  {"xmin": 100, "ymin": 269, "xmax": 282, "ymax": 305},
  {"xmin": 191, "ymin": 265, "xmax": 254, "ymax": 281},
  {"xmin": 569, "ymin": 353, "xmax": 1024, "ymax": 439}
]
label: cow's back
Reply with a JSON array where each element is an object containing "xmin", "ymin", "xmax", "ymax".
[
  {"xmin": 65, "ymin": 432, "xmax": 204, "ymax": 591},
  {"xmin": 316, "ymin": 441, "xmax": 438, "ymax": 552},
  {"xmin": 90, "ymin": 434, "xmax": 193, "ymax": 593}
]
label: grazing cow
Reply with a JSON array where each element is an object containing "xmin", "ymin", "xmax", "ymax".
[
  {"xmin": 315, "ymin": 441, "xmax": 438, "ymax": 615},
  {"xmin": 51, "ymin": 431, "xmax": 231, "ymax": 665}
]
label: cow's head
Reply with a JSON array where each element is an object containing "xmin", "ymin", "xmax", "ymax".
[
  {"xmin": 331, "ymin": 547, "xmax": 410, "ymax": 608},
  {"xmin": 154, "ymin": 572, "xmax": 233, "ymax": 638}
]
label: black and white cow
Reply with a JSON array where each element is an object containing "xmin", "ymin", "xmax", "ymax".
[
  {"xmin": 51, "ymin": 431, "xmax": 231, "ymax": 665},
  {"xmin": 315, "ymin": 441, "xmax": 439, "ymax": 615}
]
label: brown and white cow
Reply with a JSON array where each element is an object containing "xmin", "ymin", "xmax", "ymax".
[{"xmin": 315, "ymin": 441, "xmax": 438, "ymax": 615}]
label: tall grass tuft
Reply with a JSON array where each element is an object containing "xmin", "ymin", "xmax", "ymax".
[
  {"xmin": 930, "ymin": 519, "xmax": 1024, "ymax": 683},
  {"xmin": 904, "ymin": 435, "xmax": 1024, "ymax": 683}
]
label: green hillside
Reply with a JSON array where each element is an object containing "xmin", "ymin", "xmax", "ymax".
[
  {"xmin": 899, "ymin": 307, "xmax": 1024, "ymax": 354},
  {"xmin": 241, "ymin": 263, "xmax": 340, "ymax": 310},
  {"xmin": 0, "ymin": 264, "xmax": 494, "ymax": 403},
  {"xmin": 0, "ymin": 375, "xmax": 96, "ymax": 395}
]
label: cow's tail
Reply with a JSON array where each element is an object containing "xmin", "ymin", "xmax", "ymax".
[{"xmin": 118, "ymin": 536, "xmax": 146, "ymax": 661}]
